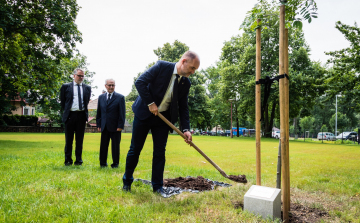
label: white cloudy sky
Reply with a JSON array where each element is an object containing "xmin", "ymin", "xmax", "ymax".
[{"xmin": 75, "ymin": 0, "xmax": 360, "ymax": 99}]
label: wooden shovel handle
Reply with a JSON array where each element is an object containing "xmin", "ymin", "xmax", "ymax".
[{"xmin": 157, "ymin": 113, "xmax": 229, "ymax": 178}]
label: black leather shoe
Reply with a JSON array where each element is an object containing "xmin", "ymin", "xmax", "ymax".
[
  {"xmin": 74, "ymin": 162, "xmax": 82, "ymax": 166},
  {"xmin": 100, "ymin": 165, "xmax": 108, "ymax": 168},
  {"xmin": 153, "ymin": 188, "xmax": 168, "ymax": 198},
  {"xmin": 111, "ymin": 164, "xmax": 119, "ymax": 168},
  {"xmin": 122, "ymin": 185, "xmax": 131, "ymax": 192},
  {"xmin": 64, "ymin": 162, "xmax": 73, "ymax": 166}
]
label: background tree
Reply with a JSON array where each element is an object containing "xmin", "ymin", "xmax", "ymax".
[
  {"xmin": 299, "ymin": 116, "xmax": 315, "ymax": 134},
  {"xmin": 125, "ymin": 101, "xmax": 135, "ymax": 124},
  {"xmin": 0, "ymin": 0, "xmax": 83, "ymax": 117},
  {"xmin": 35, "ymin": 54, "xmax": 96, "ymax": 124},
  {"xmin": 325, "ymin": 22, "xmax": 360, "ymax": 128},
  {"xmin": 329, "ymin": 112, "xmax": 350, "ymax": 133},
  {"xmin": 126, "ymin": 40, "xmax": 211, "ymax": 130}
]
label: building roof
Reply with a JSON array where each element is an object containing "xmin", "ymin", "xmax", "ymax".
[
  {"xmin": 38, "ymin": 117, "xmax": 50, "ymax": 123},
  {"xmin": 88, "ymin": 98, "xmax": 98, "ymax": 110}
]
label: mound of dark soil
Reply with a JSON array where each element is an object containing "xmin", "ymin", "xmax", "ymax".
[
  {"xmin": 288, "ymin": 203, "xmax": 330, "ymax": 222},
  {"xmin": 228, "ymin": 175, "xmax": 247, "ymax": 183},
  {"xmin": 163, "ymin": 176, "xmax": 214, "ymax": 191}
]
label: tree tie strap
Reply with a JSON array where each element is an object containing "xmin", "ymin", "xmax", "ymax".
[
  {"xmin": 255, "ymin": 74, "xmax": 289, "ymax": 122},
  {"xmin": 255, "ymin": 73, "xmax": 289, "ymax": 85}
]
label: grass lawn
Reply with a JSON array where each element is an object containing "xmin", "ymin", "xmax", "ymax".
[{"xmin": 0, "ymin": 133, "xmax": 359, "ymax": 222}]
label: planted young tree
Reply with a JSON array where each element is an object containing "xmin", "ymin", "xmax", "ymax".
[{"xmin": 218, "ymin": 6, "xmax": 325, "ymax": 138}]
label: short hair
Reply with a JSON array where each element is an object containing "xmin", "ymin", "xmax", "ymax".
[
  {"xmin": 182, "ymin": 51, "xmax": 199, "ymax": 61},
  {"xmin": 73, "ymin": 68, "xmax": 84, "ymax": 75},
  {"xmin": 105, "ymin": 79, "xmax": 115, "ymax": 84}
]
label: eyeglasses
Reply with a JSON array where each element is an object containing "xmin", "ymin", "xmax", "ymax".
[
  {"xmin": 107, "ymin": 84, "xmax": 115, "ymax": 87},
  {"xmin": 76, "ymin": 75, "xmax": 84, "ymax": 78}
]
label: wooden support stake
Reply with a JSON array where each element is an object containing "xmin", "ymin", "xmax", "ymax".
[
  {"xmin": 284, "ymin": 28, "xmax": 291, "ymax": 219},
  {"xmin": 255, "ymin": 19, "xmax": 261, "ymax": 186},
  {"xmin": 279, "ymin": 5, "xmax": 290, "ymax": 222}
]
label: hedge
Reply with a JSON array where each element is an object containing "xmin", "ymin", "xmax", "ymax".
[{"xmin": 1, "ymin": 115, "xmax": 38, "ymax": 126}]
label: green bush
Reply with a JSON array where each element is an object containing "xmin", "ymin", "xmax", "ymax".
[{"xmin": 2, "ymin": 115, "xmax": 38, "ymax": 126}]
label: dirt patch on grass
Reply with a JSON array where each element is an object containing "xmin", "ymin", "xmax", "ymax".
[
  {"xmin": 163, "ymin": 176, "xmax": 213, "ymax": 191},
  {"xmin": 287, "ymin": 203, "xmax": 330, "ymax": 223},
  {"xmin": 231, "ymin": 200, "xmax": 330, "ymax": 222}
]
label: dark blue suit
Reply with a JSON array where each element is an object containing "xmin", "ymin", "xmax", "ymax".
[
  {"xmin": 96, "ymin": 92, "xmax": 126, "ymax": 167},
  {"xmin": 60, "ymin": 82, "xmax": 91, "ymax": 165},
  {"xmin": 123, "ymin": 61, "xmax": 191, "ymax": 190}
]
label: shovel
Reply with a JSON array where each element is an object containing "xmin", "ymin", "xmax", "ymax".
[{"xmin": 157, "ymin": 113, "xmax": 247, "ymax": 183}]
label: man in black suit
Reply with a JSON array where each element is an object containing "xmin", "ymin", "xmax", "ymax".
[
  {"xmin": 96, "ymin": 79, "xmax": 126, "ymax": 168},
  {"xmin": 122, "ymin": 51, "xmax": 200, "ymax": 195},
  {"xmin": 60, "ymin": 68, "xmax": 91, "ymax": 166}
]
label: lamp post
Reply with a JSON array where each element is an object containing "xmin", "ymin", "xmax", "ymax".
[
  {"xmin": 229, "ymin": 99, "xmax": 234, "ymax": 138},
  {"xmin": 335, "ymin": 94, "xmax": 342, "ymax": 136}
]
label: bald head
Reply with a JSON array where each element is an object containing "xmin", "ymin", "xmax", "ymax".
[
  {"xmin": 181, "ymin": 51, "xmax": 199, "ymax": 61},
  {"xmin": 177, "ymin": 51, "xmax": 200, "ymax": 78}
]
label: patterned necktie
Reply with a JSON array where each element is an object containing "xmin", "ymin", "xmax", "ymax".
[
  {"xmin": 77, "ymin": 84, "xmax": 82, "ymax": 110},
  {"xmin": 171, "ymin": 74, "xmax": 180, "ymax": 124}
]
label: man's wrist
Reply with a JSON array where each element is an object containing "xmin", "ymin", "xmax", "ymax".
[
  {"xmin": 183, "ymin": 129, "xmax": 189, "ymax": 133},
  {"xmin": 148, "ymin": 102, "xmax": 155, "ymax": 107}
]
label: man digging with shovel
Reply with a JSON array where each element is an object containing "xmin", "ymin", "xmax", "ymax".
[{"xmin": 122, "ymin": 51, "xmax": 200, "ymax": 197}]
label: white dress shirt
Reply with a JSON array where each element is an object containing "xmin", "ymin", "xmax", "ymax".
[
  {"xmin": 107, "ymin": 92, "xmax": 113, "ymax": 101},
  {"xmin": 158, "ymin": 64, "xmax": 181, "ymax": 112},
  {"xmin": 71, "ymin": 81, "xmax": 84, "ymax": 111}
]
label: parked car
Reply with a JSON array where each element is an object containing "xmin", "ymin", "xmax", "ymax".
[
  {"xmin": 317, "ymin": 132, "xmax": 336, "ymax": 141},
  {"xmin": 345, "ymin": 132, "xmax": 358, "ymax": 140},
  {"xmin": 272, "ymin": 131, "xmax": 280, "ymax": 139},
  {"xmin": 220, "ymin": 130, "xmax": 231, "ymax": 136},
  {"xmin": 201, "ymin": 131, "xmax": 207, "ymax": 135},
  {"xmin": 336, "ymin": 132, "xmax": 351, "ymax": 140},
  {"xmin": 243, "ymin": 129, "xmax": 255, "ymax": 136},
  {"xmin": 207, "ymin": 131, "xmax": 216, "ymax": 136}
]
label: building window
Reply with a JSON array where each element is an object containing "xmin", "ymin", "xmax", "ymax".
[
  {"xmin": 32, "ymin": 108, "xmax": 35, "ymax": 115},
  {"xmin": 24, "ymin": 108, "xmax": 29, "ymax": 115}
]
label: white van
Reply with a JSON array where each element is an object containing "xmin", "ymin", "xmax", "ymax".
[{"xmin": 317, "ymin": 132, "xmax": 335, "ymax": 141}]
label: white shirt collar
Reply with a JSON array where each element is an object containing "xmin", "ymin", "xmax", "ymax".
[{"xmin": 173, "ymin": 63, "xmax": 178, "ymax": 75}]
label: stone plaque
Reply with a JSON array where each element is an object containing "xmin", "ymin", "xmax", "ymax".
[{"xmin": 244, "ymin": 185, "xmax": 281, "ymax": 220}]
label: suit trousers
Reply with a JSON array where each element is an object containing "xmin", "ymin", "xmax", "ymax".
[
  {"xmin": 64, "ymin": 111, "xmax": 86, "ymax": 164},
  {"xmin": 123, "ymin": 111, "xmax": 170, "ymax": 191},
  {"xmin": 99, "ymin": 126, "xmax": 121, "ymax": 167}
]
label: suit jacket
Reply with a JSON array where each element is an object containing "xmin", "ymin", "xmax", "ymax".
[
  {"xmin": 96, "ymin": 92, "xmax": 126, "ymax": 132},
  {"xmin": 60, "ymin": 82, "xmax": 91, "ymax": 123},
  {"xmin": 132, "ymin": 60, "xmax": 191, "ymax": 130}
]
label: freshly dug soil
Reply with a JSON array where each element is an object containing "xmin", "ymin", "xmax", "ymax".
[
  {"xmin": 163, "ymin": 176, "xmax": 214, "ymax": 191},
  {"xmin": 232, "ymin": 201, "xmax": 330, "ymax": 222},
  {"xmin": 287, "ymin": 203, "xmax": 330, "ymax": 222},
  {"xmin": 228, "ymin": 175, "xmax": 247, "ymax": 183}
]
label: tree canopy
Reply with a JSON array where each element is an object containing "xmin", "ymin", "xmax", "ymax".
[{"xmin": 0, "ymin": 0, "xmax": 84, "ymax": 118}]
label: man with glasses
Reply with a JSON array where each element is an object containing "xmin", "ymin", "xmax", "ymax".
[
  {"xmin": 96, "ymin": 79, "xmax": 125, "ymax": 168},
  {"xmin": 60, "ymin": 69, "xmax": 91, "ymax": 166}
]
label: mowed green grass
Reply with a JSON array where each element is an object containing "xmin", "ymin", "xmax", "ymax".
[{"xmin": 0, "ymin": 133, "xmax": 359, "ymax": 222}]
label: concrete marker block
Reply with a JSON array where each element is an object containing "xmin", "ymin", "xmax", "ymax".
[{"xmin": 244, "ymin": 185, "xmax": 281, "ymax": 220}]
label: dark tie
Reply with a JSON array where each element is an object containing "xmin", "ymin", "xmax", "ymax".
[
  {"xmin": 77, "ymin": 84, "xmax": 82, "ymax": 110},
  {"xmin": 107, "ymin": 93, "xmax": 111, "ymax": 104},
  {"xmin": 170, "ymin": 74, "xmax": 180, "ymax": 124}
]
